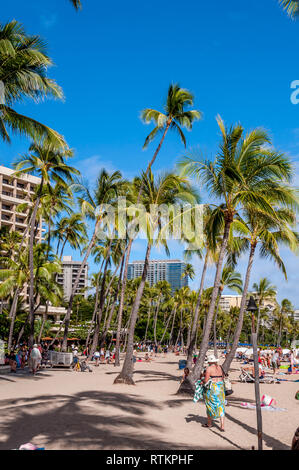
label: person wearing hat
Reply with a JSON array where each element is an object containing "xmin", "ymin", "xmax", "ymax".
[{"xmin": 202, "ymin": 354, "xmax": 226, "ymax": 432}]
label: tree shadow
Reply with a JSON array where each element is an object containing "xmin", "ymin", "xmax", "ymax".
[{"xmin": 0, "ymin": 391, "xmax": 199, "ymax": 450}]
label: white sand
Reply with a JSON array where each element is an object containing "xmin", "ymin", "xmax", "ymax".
[{"xmin": 0, "ymin": 353, "xmax": 298, "ymax": 450}]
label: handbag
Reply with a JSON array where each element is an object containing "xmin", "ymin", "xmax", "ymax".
[{"xmin": 221, "ymin": 366, "xmax": 233, "ymax": 396}]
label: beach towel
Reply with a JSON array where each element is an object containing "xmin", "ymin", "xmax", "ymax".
[{"xmin": 240, "ymin": 402, "xmax": 287, "ymax": 412}]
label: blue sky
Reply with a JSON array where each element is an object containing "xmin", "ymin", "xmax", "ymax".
[{"xmin": 1, "ymin": 0, "xmax": 299, "ymax": 306}]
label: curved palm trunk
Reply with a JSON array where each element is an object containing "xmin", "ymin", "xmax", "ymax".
[
  {"xmin": 191, "ymin": 219, "xmax": 232, "ymax": 383},
  {"xmin": 222, "ymin": 243, "xmax": 256, "ymax": 374},
  {"xmin": 114, "ymin": 243, "xmax": 151, "ymax": 384},
  {"xmin": 113, "ymin": 120, "xmax": 171, "ymax": 369},
  {"xmin": 160, "ymin": 309, "xmax": 173, "ymax": 344},
  {"xmin": 62, "ymin": 218, "xmax": 101, "ymax": 351},
  {"xmin": 186, "ymin": 252, "xmax": 208, "ymax": 368}
]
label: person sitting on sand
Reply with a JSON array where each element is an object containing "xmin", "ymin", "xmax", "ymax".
[
  {"xmin": 144, "ymin": 353, "xmax": 151, "ymax": 362},
  {"xmin": 181, "ymin": 367, "xmax": 190, "ymax": 384}
]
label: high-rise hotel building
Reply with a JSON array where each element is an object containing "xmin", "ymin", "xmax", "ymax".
[
  {"xmin": 0, "ymin": 165, "xmax": 43, "ymax": 241},
  {"xmin": 127, "ymin": 259, "xmax": 188, "ymax": 293},
  {"xmin": 57, "ymin": 256, "xmax": 89, "ymax": 301}
]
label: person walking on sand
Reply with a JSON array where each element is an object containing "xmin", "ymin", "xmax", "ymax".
[
  {"xmin": 202, "ymin": 355, "xmax": 226, "ymax": 432},
  {"xmin": 29, "ymin": 344, "xmax": 42, "ymax": 375}
]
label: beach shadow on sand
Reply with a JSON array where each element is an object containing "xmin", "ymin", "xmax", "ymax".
[{"xmin": 0, "ymin": 390, "xmax": 199, "ymax": 451}]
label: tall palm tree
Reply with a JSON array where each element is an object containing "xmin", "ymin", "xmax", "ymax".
[
  {"xmin": 0, "ymin": 21, "xmax": 66, "ymax": 148},
  {"xmin": 180, "ymin": 116, "xmax": 296, "ymax": 380},
  {"xmin": 222, "ymin": 205, "xmax": 299, "ymax": 373},
  {"xmin": 252, "ymin": 278, "xmax": 277, "ymax": 339},
  {"xmin": 114, "ymin": 84, "xmax": 202, "ymax": 367},
  {"xmin": 114, "ymin": 170, "xmax": 199, "ymax": 384},
  {"xmin": 13, "ymin": 142, "xmax": 78, "ymax": 347}
]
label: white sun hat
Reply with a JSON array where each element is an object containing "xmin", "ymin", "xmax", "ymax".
[{"xmin": 207, "ymin": 354, "xmax": 219, "ymax": 363}]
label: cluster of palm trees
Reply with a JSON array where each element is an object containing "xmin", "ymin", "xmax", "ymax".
[{"xmin": 0, "ymin": 10, "xmax": 298, "ymax": 389}]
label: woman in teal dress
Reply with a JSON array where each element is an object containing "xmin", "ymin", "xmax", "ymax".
[{"xmin": 202, "ymin": 355, "xmax": 225, "ymax": 432}]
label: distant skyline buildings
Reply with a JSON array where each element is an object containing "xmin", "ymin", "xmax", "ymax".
[{"xmin": 127, "ymin": 259, "xmax": 188, "ymax": 293}]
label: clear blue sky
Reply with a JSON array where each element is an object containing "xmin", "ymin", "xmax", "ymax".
[{"xmin": 1, "ymin": 0, "xmax": 299, "ymax": 306}]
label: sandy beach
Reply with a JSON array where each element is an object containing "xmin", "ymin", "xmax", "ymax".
[{"xmin": 0, "ymin": 353, "xmax": 298, "ymax": 450}]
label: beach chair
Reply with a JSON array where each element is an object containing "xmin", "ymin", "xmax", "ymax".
[{"xmin": 239, "ymin": 368, "xmax": 254, "ymax": 383}]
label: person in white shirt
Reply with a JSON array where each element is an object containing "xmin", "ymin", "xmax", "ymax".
[{"xmin": 29, "ymin": 344, "xmax": 42, "ymax": 375}]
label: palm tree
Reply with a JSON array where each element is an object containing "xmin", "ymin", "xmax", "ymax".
[
  {"xmin": 279, "ymin": 1, "xmax": 299, "ymax": 18},
  {"xmin": 13, "ymin": 142, "xmax": 78, "ymax": 347},
  {"xmin": 61, "ymin": 169, "xmax": 127, "ymax": 351},
  {"xmin": 213, "ymin": 266, "xmax": 243, "ymax": 357},
  {"xmin": 252, "ymin": 278, "xmax": 277, "ymax": 339},
  {"xmin": 114, "ymin": 170, "xmax": 199, "ymax": 384},
  {"xmin": 0, "ymin": 21, "xmax": 66, "ymax": 148},
  {"xmin": 141, "ymin": 83, "xmax": 202, "ymax": 163},
  {"xmin": 181, "ymin": 263, "xmax": 195, "ymax": 283},
  {"xmin": 274, "ymin": 299, "xmax": 294, "ymax": 346},
  {"xmin": 180, "ymin": 116, "xmax": 297, "ymax": 380},
  {"xmin": 222, "ymin": 205, "xmax": 299, "ymax": 373},
  {"xmin": 53, "ymin": 213, "xmax": 87, "ymax": 260},
  {"xmin": 0, "ymin": 243, "xmax": 62, "ymax": 349},
  {"xmin": 114, "ymin": 84, "xmax": 202, "ymax": 366}
]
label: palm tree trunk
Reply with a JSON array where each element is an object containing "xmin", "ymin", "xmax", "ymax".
[
  {"xmin": 114, "ymin": 250, "xmax": 129, "ymax": 367},
  {"xmin": 153, "ymin": 296, "xmax": 161, "ymax": 346},
  {"xmin": 160, "ymin": 309, "xmax": 173, "ymax": 344},
  {"xmin": 62, "ymin": 218, "xmax": 101, "ymax": 351},
  {"xmin": 169, "ymin": 306, "xmax": 177, "ymax": 346},
  {"xmin": 99, "ymin": 254, "xmax": 125, "ymax": 349},
  {"xmin": 144, "ymin": 303, "xmax": 152, "ymax": 342},
  {"xmin": 37, "ymin": 302, "xmax": 49, "ymax": 344},
  {"xmin": 186, "ymin": 252, "xmax": 208, "ymax": 369},
  {"xmin": 85, "ymin": 273, "xmax": 101, "ymax": 348},
  {"xmin": 7, "ymin": 287, "xmax": 22, "ymax": 350},
  {"xmin": 114, "ymin": 242, "xmax": 151, "ymax": 384},
  {"xmin": 28, "ymin": 193, "xmax": 42, "ymax": 348},
  {"xmin": 192, "ymin": 218, "xmax": 232, "ymax": 383},
  {"xmin": 213, "ymin": 294, "xmax": 221, "ymax": 358},
  {"xmin": 222, "ymin": 243, "xmax": 257, "ymax": 374}
]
